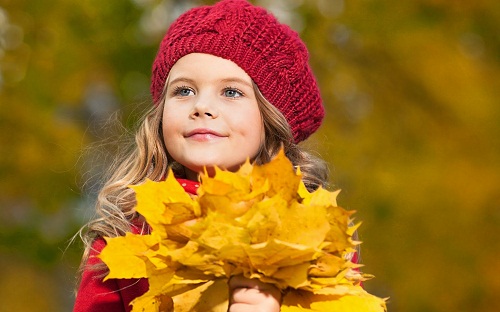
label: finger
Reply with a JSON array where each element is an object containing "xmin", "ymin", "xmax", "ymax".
[
  {"xmin": 228, "ymin": 276, "xmax": 282, "ymax": 307},
  {"xmin": 229, "ymin": 288, "xmax": 281, "ymax": 312}
]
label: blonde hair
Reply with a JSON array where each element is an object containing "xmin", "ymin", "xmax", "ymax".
[
  {"xmin": 77, "ymin": 82, "xmax": 329, "ymax": 274},
  {"xmin": 252, "ymin": 82, "xmax": 328, "ymax": 190}
]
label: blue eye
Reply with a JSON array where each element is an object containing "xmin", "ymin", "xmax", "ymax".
[
  {"xmin": 173, "ymin": 86, "xmax": 194, "ymax": 97},
  {"xmin": 223, "ymin": 88, "xmax": 243, "ymax": 98}
]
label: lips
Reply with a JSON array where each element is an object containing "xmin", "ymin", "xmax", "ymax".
[{"xmin": 185, "ymin": 128, "xmax": 226, "ymax": 141}]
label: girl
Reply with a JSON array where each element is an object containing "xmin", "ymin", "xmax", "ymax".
[{"xmin": 74, "ymin": 0, "xmax": 329, "ymax": 311}]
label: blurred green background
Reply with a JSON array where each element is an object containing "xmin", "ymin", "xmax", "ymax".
[{"xmin": 1, "ymin": 0, "xmax": 499, "ymax": 311}]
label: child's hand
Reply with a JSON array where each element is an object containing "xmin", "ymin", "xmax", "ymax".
[{"xmin": 228, "ymin": 275, "xmax": 282, "ymax": 312}]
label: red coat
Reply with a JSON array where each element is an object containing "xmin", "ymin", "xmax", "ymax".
[
  {"xmin": 73, "ymin": 237, "xmax": 149, "ymax": 312},
  {"xmin": 73, "ymin": 179, "xmax": 200, "ymax": 312}
]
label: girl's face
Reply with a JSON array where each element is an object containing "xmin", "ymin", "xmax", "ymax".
[{"xmin": 162, "ymin": 53, "xmax": 264, "ymax": 179}]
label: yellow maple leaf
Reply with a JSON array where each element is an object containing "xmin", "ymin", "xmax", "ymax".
[
  {"xmin": 130, "ymin": 173, "xmax": 199, "ymax": 240},
  {"xmin": 171, "ymin": 279, "xmax": 228, "ymax": 312},
  {"xmin": 99, "ymin": 150, "xmax": 386, "ymax": 311},
  {"xmin": 251, "ymin": 149, "xmax": 302, "ymax": 201},
  {"xmin": 282, "ymin": 289, "xmax": 386, "ymax": 312},
  {"xmin": 99, "ymin": 232, "xmax": 161, "ymax": 280}
]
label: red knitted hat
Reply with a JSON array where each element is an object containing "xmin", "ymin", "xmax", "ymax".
[{"xmin": 151, "ymin": 0, "xmax": 324, "ymax": 142}]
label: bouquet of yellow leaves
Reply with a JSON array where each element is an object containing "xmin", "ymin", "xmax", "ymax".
[{"xmin": 99, "ymin": 150, "xmax": 387, "ymax": 311}]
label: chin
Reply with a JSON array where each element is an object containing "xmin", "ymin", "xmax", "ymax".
[{"xmin": 189, "ymin": 160, "xmax": 241, "ymax": 175}]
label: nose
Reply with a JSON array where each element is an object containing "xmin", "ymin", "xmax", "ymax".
[{"xmin": 190, "ymin": 95, "xmax": 218, "ymax": 119}]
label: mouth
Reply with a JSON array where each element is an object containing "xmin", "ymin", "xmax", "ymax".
[{"xmin": 185, "ymin": 128, "xmax": 227, "ymax": 141}]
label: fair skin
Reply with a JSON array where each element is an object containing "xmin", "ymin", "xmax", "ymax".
[
  {"xmin": 162, "ymin": 53, "xmax": 264, "ymax": 180},
  {"xmin": 162, "ymin": 53, "xmax": 281, "ymax": 311}
]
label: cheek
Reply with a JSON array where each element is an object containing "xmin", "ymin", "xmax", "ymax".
[
  {"xmin": 161, "ymin": 111, "xmax": 170, "ymax": 141},
  {"xmin": 240, "ymin": 110, "xmax": 265, "ymax": 148},
  {"xmin": 161, "ymin": 108, "xmax": 180, "ymax": 147}
]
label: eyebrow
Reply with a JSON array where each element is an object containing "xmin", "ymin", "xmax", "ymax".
[
  {"xmin": 219, "ymin": 77, "xmax": 253, "ymax": 88},
  {"xmin": 167, "ymin": 77, "xmax": 196, "ymax": 88}
]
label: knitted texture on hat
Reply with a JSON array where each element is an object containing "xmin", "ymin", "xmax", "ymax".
[{"xmin": 151, "ymin": 0, "xmax": 324, "ymax": 142}]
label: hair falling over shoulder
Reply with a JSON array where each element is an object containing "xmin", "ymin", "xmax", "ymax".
[
  {"xmin": 77, "ymin": 101, "xmax": 168, "ymax": 274},
  {"xmin": 77, "ymin": 83, "xmax": 329, "ymax": 276}
]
